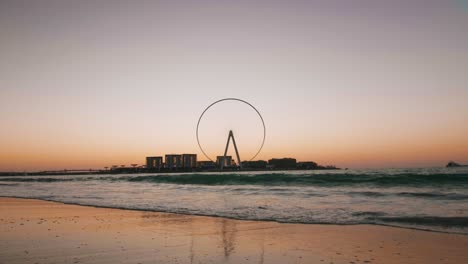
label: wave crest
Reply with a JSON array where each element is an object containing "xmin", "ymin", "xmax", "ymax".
[{"xmin": 1, "ymin": 172, "xmax": 468, "ymax": 187}]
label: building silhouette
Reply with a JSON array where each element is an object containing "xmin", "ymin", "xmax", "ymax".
[
  {"xmin": 165, "ymin": 154, "xmax": 182, "ymax": 169},
  {"xmin": 197, "ymin": 161, "xmax": 216, "ymax": 169},
  {"xmin": 242, "ymin": 160, "xmax": 267, "ymax": 169},
  {"xmin": 146, "ymin": 156, "xmax": 163, "ymax": 169},
  {"xmin": 217, "ymin": 156, "xmax": 233, "ymax": 168},
  {"xmin": 268, "ymin": 158, "xmax": 297, "ymax": 169},
  {"xmin": 182, "ymin": 154, "xmax": 197, "ymax": 169},
  {"xmin": 139, "ymin": 154, "xmax": 334, "ymax": 172},
  {"xmin": 297, "ymin": 161, "xmax": 318, "ymax": 169}
]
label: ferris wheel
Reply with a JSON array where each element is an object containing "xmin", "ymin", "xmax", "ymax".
[{"xmin": 196, "ymin": 98, "xmax": 266, "ymax": 169}]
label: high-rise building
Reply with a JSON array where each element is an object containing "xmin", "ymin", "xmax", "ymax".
[
  {"xmin": 216, "ymin": 156, "xmax": 232, "ymax": 168},
  {"xmin": 182, "ymin": 154, "xmax": 197, "ymax": 168},
  {"xmin": 146, "ymin": 156, "xmax": 163, "ymax": 170},
  {"xmin": 165, "ymin": 154, "xmax": 182, "ymax": 169}
]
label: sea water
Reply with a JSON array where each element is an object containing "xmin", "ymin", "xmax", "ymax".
[{"xmin": 1, "ymin": 168, "xmax": 467, "ymax": 234}]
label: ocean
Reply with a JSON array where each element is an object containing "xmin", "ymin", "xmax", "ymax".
[{"xmin": 1, "ymin": 168, "xmax": 467, "ymax": 234}]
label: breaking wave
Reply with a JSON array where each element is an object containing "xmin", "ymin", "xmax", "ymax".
[{"xmin": 1, "ymin": 172, "xmax": 467, "ymax": 187}]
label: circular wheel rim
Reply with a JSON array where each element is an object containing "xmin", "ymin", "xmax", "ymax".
[{"xmin": 196, "ymin": 98, "xmax": 266, "ymax": 162}]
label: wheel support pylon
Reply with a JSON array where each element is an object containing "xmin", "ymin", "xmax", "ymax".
[{"xmin": 221, "ymin": 130, "xmax": 242, "ymax": 169}]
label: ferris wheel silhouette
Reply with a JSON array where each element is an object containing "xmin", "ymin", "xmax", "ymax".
[{"xmin": 196, "ymin": 98, "xmax": 266, "ymax": 169}]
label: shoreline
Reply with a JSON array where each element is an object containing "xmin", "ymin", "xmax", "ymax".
[
  {"xmin": 0, "ymin": 168, "xmax": 341, "ymax": 176},
  {"xmin": 2, "ymin": 195, "xmax": 466, "ymax": 236},
  {"xmin": 1, "ymin": 197, "xmax": 468, "ymax": 264}
]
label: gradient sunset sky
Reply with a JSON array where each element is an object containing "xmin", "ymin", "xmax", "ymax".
[{"xmin": 1, "ymin": 0, "xmax": 467, "ymax": 171}]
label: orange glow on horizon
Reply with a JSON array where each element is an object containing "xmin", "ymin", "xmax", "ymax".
[{"xmin": 1, "ymin": 1, "xmax": 467, "ymax": 171}]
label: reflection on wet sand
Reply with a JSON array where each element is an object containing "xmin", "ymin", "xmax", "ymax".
[
  {"xmin": 189, "ymin": 234, "xmax": 194, "ymax": 264},
  {"xmin": 220, "ymin": 218, "xmax": 237, "ymax": 258},
  {"xmin": 141, "ymin": 211, "xmax": 240, "ymax": 261},
  {"xmin": 3, "ymin": 198, "xmax": 467, "ymax": 264},
  {"xmin": 140, "ymin": 211, "xmax": 265, "ymax": 263},
  {"xmin": 258, "ymin": 230, "xmax": 265, "ymax": 264}
]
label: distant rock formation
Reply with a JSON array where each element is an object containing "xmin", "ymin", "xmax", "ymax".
[{"xmin": 446, "ymin": 161, "xmax": 468, "ymax": 168}]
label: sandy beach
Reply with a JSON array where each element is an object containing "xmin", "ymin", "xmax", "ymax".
[{"xmin": 0, "ymin": 198, "xmax": 466, "ymax": 264}]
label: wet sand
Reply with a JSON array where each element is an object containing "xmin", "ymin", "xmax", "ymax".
[{"xmin": 0, "ymin": 197, "xmax": 467, "ymax": 264}]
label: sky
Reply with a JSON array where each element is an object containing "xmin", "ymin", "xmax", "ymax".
[{"xmin": 1, "ymin": 0, "xmax": 467, "ymax": 171}]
